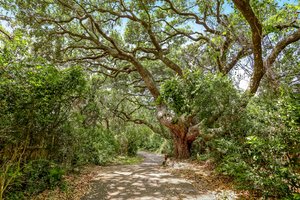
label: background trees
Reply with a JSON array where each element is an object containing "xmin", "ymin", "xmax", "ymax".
[
  {"xmin": 0, "ymin": 0, "xmax": 299, "ymax": 198},
  {"xmin": 4, "ymin": 0, "xmax": 298, "ymax": 158},
  {"xmin": 0, "ymin": 31, "xmax": 167, "ymax": 199}
]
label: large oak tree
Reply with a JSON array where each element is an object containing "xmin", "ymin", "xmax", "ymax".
[{"xmin": 3, "ymin": 0, "xmax": 299, "ymax": 158}]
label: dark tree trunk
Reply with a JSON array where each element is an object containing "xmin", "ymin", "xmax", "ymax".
[
  {"xmin": 173, "ymin": 135, "xmax": 190, "ymax": 159},
  {"xmin": 157, "ymin": 105, "xmax": 198, "ymax": 159}
]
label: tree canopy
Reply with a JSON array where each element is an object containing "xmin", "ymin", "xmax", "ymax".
[
  {"xmin": 0, "ymin": 0, "xmax": 299, "ymax": 199},
  {"xmin": 1, "ymin": 0, "xmax": 299, "ymax": 159}
]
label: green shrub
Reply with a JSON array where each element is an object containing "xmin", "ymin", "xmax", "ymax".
[
  {"xmin": 213, "ymin": 90, "xmax": 300, "ymax": 198},
  {"xmin": 65, "ymin": 126, "xmax": 120, "ymax": 166},
  {"xmin": 23, "ymin": 160, "xmax": 65, "ymax": 193},
  {"xmin": 5, "ymin": 160, "xmax": 65, "ymax": 199},
  {"xmin": 117, "ymin": 126, "xmax": 166, "ymax": 156},
  {"xmin": 117, "ymin": 129, "xmax": 139, "ymax": 156}
]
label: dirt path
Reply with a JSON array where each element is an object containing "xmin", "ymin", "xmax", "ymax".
[{"xmin": 81, "ymin": 152, "xmax": 235, "ymax": 200}]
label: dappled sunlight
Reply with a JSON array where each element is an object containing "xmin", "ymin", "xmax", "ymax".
[
  {"xmin": 85, "ymin": 165, "xmax": 200, "ymax": 199},
  {"xmin": 82, "ymin": 152, "xmax": 203, "ymax": 200},
  {"xmin": 82, "ymin": 152, "xmax": 239, "ymax": 200}
]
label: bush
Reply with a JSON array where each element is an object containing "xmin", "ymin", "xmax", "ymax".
[
  {"xmin": 4, "ymin": 160, "xmax": 65, "ymax": 199},
  {"xmin": 212, "ymin": 90, "xmax": 300, "ymax": 198},
  {"xmin": 0, "ymin": 63, "xmax": 86, "ymax": 160},
  {"xmin": 115, "ymin": 128, "xmax": 140, "ymax": 156},
  {"xmin": 60, "ymin": 125, "xmax": 120, "ymax": 166},
  {"xmin": 0, "ymin": 37, "xmax": 87, "ymax": 199},
  {"xmin": 116, "ymin": 125, "xmax": 167, "ymax": 156}
]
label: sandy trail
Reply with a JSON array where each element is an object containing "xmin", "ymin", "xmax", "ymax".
[{"xmin": 81, "ymin": 151, "xmax": 218, "ymax": 200}]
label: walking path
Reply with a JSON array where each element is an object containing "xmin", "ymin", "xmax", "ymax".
[{"xmin": 81, "ymin": 152, "xmax": 234, "ymax": 200}]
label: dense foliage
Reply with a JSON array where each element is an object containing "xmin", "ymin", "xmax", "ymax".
[
  {"xmin": 0, "ymin": 36, "xmax": 167, "ymax": 199},
  {"xmin": 160, "ymin": 71, "xmax": 240, "ymax": 119},
  {"xmin": 160, "ymin": 71, "xmax": 300, "ymax": 198},
  {"xmin": 214, "ymin": 90, "xmax": 300, "ymax": 198},
  {"xmin": 0, "ymin": 0, "xmax": 299, "ymax": 199},
  {"xmin": 220, "ymin": 95, "xmax": 299, "ymax": 197}
]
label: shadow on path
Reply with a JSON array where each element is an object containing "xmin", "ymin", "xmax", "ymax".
[{"xmin": 81, "ymin": 151, "xmax": 215, "ymax": 200}]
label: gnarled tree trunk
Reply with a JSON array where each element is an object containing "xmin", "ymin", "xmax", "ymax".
[
  {"xmin": 157, "ymin": 105, "xmax": 199, "ymax": 159},
  {"xmin": 173, "ymin": 133, "xmax": 190, "ymax": 159}
]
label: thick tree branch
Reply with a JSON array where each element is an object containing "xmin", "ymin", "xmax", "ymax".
[
  {"xmin": 233, "ymin": 0, "xmax": 264, "ymax": 94},
  {"xmin": 265, "ymin": 29, "xmax": 300, "ymax": 68}
]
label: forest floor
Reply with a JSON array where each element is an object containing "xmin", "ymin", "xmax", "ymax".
[{"xmin": 34, "ymin": 151, "xmax": 249, "ymax": 200}]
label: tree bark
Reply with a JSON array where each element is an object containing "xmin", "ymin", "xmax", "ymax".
[
  {"xmin": 157, "ymin": 105, "xmax": 197, "ymax": 159},
  {"xmin": 172, "ymin": 131, "xmax": 190, "ymax": 159},
  {"xmin": 232, "ymin": 0, "xmax": 264, "ymax": 95}
]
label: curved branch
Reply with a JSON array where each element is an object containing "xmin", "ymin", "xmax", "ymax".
[
  {"xmin": 233, "ymin": 0, "xmax": 264, "ymax": 94},
  {"xmin": 165, "ymin": 0, "xmax": 222, "ymax": 35},
  {"xmin": 265, "ymin": 29, "xmax": 300, "ymax": 68},
  {"xmin": 0, "ymin": 28, "xmax": 12, "ymax": 40}
]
